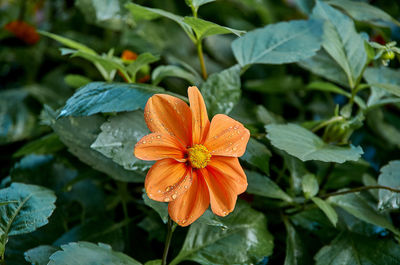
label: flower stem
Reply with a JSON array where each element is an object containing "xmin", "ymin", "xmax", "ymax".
[
  {"xmin": 162, "ymin": 217, "xmax": 175, "ymax": 265},
  {"xmin": 197, "ymin": 40, "xmax": 208, "ymax": 80},
  {"xmin": 18, "ymin": 0, "xmax": 27, "ymax": 21},
  {"xmin": 321, "ymin": 185, "xmax": 400, "ymax": 198}
]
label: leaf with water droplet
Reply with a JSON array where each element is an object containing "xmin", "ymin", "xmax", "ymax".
[
  {"xmin": 91, "ymin": 111, "xmax": 153, "ymax": 174},
  {"xmin": 378, "ymin": 161, "xmax": 400, "ymax": 211}
]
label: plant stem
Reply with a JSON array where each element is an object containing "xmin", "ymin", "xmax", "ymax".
[
  {"xmin": 311, "ymin": 116, "xmax": 344, "ymax": 133},
  {"xmin": 197, "ymin": 40, "xmax": 208, "ymax": 80},
  {"xmin": 18, "ymin": 0, "xmax": 27, "ymax": 21},
  {"xmin": 321, "ymin": 185, "xmax": 400, "ymax": 198},
  {"xmin": 162, "ymin": 217, "xmax": 175, "ymax": 265}
]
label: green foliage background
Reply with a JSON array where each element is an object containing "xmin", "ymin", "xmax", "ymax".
[{"xmin": 1, "ymin": 0, "xmax": 400, "ymax": 264}]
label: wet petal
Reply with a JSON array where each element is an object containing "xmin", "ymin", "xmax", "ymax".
[
  {"xmin": 200, "ymin": 168, "xmax": 239, "ymax": 217},
  {"xmin": 145, "ymin": 159, "xmax": 192, "ymax": 202},
  {"xmin": 168, "ymin": 170, "xmax": 209, "ymax": 226},
  {"xmin": 188, "ymin": 86, "xmax": 210, "ymax": 145},
  {"xmin": 144, "ymin": 94, "xmax": 192, "ymax": 146},
  {"xmin": 207, "ymin": 156, "xmax": 248, "ymax": 194},
  {"xmin": 203, "ymin": 114, "xmax": 250, "ymax": 157},
  {"xmin": 134, "ymin": 132, "xmax": 187, "ymax": 162}
]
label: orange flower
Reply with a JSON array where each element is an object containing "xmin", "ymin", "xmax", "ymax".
[
  {"xmin": 134, "ymin": 86, "xmax": 250, "ymax": 226},
  {"xmin": 4, "ymin": 21, "xmax": 40, "ymax": 45},
  {"xmin": 138, "ymin": 74, "xmax": 150, "ymax": 83},
  {"xmin": 121, "ymin": 50, "xmax": 138, "ymax": 62}
]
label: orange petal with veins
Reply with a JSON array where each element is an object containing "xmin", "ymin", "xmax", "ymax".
[
  {"xmin": 200, "ymin": 168, "xmax": 238, "ymax": 217},
  {"xmin": 134, "ymin": 132, "xmax": 187, "ymax": 162},
  {"xmin": 188, "ymin": 86, "xmax": 210, "ymax": 145},
  {"xmin": 144, "ymin": 94, "xmax": 192, "ymax": 146},
  {"xmin": 168, "ymin": 170, "xmax": 209, "ymax": 226},
  {"xmin": 207, "ymin": 156, "xmax": 248, "ymax": 194},
  {"xmin": 145, "ymin": 159, "xmax": 192, "ymax": 202},
  {"xmin": 203, "ymin": 114, "xmax": 250, "ymax": 157}
]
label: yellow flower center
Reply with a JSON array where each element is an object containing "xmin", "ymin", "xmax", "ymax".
[{"xmin": 187, "ymin": 144, "xmax": 211, "ymax": 169}]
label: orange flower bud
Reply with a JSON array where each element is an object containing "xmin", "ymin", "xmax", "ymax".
[
  {"xmin": 121, "ymin": 50, "xmax": 138, "ymax": 61},
  {"xmin": 4, "ymin": 21, "xmax": 40, "ymax": 45}
]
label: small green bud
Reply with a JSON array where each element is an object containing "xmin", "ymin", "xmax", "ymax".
[{"xmin": 382, "ymin": 51, "xmax": 395, "ymax": 60}]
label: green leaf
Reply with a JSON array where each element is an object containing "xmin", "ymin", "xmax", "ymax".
[
  {"xmin": 151, "ymin": 65, "xmax": 199, "ymax": 86},
  {"xmin": 13, "ymin": 133, "xmax": 64, "ymax": 158},
  {"xmin": 283, "ymin": 153, "xmax": 308, "ymax": 195},
  {"xmin": 90, "ymin": 111, "xmax": 152, "ymax": 172},
  {"xmin": 311, "ymin": 197, "xmax": 338, "ymax": 227},
  {"xmin": 306, "ymin": 81, "xmax": 366, "ymax": 109},
  {"xmin": 51, "ymin": 112, "xmax": 144, "ymax": 182},
  {"xmin": 0, "ymin": 89, "xmax": 38, "ymax": 144},
  {"xmin": 378, "ymin": 161, "xmax": 400, "ymax": 211},
  {"xmin": 142, "ymin": 193, "xmax": 168, "ymax": 224},
  {"xmin": 64, "ymin": 74, "xmax": 92, "ymax": 89},
  {"xmin": 312, "ymin": 1, "xmax": 367, "ymax": 88},
  {"xmin": 246, "ymin": 170, "xmax": 292, "ymax": 202},
  {"xmin": 185, "ymin": 0, "xmax": 215, "ymax": 12},
  {"xmin": 266, "ymin": 124, "xmax": 363, "ymax": 163},
  {"xmin": 364, "ymin": 67, "xmax": 400, "ymax": 107},
  {"xmin": 231, "ymin": 19, "xmax": 323, "ymax": 67},
  {"xmin": 75, "ymin": 0, "xmax": 128, "ymax": 30},
  {"xmin": 170, "ymin": 202, "xmax": 273, "ymax": 265},
  {"xmin": 10, "ymin": 154, "xmax": 105, "ymax": 216},
  {"xmin": 195, "ymin": 209, "xmax": 228, "ymax": 229},
  {"xmin": 144, "ymin": 260, "xmax": 161, "ymax": 265},
  {"xmin": 284, "ymin": 220, "xmax": 310, "ymax": 265},
  {"xmin": 127, "ymin": 53, "xmax": 160, "ymax": 80},
  {"xmin": 315, "ymin": 232, "xmax": 400, "ymax": 265},
  {"xmin": 0, "ymin": 183, "xmax": 56, "ymax": 253},
  {"xmin": 245, "ymin": 75, "xmax": 303, "ymax": 94},
  {"xmin": 241, "ymin": 138, "xmax": 271, "ymax": 175},
  {"xmin": 201, "ymin": 65, "xmax": 241, "ymax": 116},
  {"xmin": 328, "ymin": 192, "xmax": 399, "ymax": 235},
  {"xmin": 366, "ymin": 109, "xmax": 400, "ymax": 149},
  {"xmin": 53, "ymin": 218, "xmax": 125, "ymax": 251},
  {"xmin": 24, "ymin": 245, "xmax": 58, "ymax": 265},
  {"xmin": 302, "ymin": 174, "xmax": 319, "ymax": 198},
  {"xmin": 70, "ymin": 50, "xmax": 129, "ymax": 81},
  {"xmin": 183, "ymin": 17, "xmax": 244, "ymax": 41},
  {"xmin": 39, "ymin": 31, "xmax": 96, "ymax": 55},
  {"xmin": 48, "ymin": 242, "xmax": 141, "ymax": 265},
  {"xmin": 298, "ymin": 49, "xmax": 349, "ymax": 88},
  {"xmin": 125, "ymin": 3, "xmax": 195, "ymax": 41},
  {"xmin": 58, "ymin": 82, "xmax": 164, "ymax": 118},
  {"xmin": 326, "ymin": 0, "xmax": 400, "ymax": 27}
]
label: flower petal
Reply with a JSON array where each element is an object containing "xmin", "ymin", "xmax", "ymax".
[
  {"xmin": 188, "ymin": 86, "xmax": 210, "ymax": 145},
  {"xmin": 207, "ymin": 157, "xmax": 248, "ymax": 194},
  {"xmin": 145, "ymin": 159, "xmax": 192, "ymax": 202},
  {"xmin": 134, "ymin": 133, "xmax": 187, "ymax": 162},
  {"xmin": 144, "ymin": 94, "xmax": 192, "ymax": 146},
  {"xmin": 200, "ymin": 168, "xmax": 238, "ymax": 217},
  {"xmin": 168, "ymin": 170, "xmax": 209, "ymax": 226},
  {"xmin": 203, "ymin": 114, "xmax": 250, "ymax": 157}
]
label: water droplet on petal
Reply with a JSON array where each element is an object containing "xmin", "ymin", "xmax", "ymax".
[
  {"xmin": 165, "ymin": 185, "xmax": 174, "ymax": 192},
  {"xmin": 164, "ymin": 197, "xmax": 170, "ymax": 202},
  {"xmin": 172, "ymin": 194, "xmax": 177, "ymax": 200}
]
